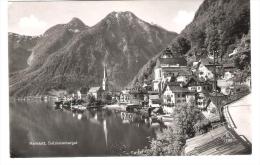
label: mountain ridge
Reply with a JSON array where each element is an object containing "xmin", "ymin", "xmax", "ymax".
[
  {"xmin": 8, "ymin": 32, "xmax": 40, "ymax": 74},
  {"xmin": 9, "ymin": 11, "xmax": 178, "ymax": 97}
]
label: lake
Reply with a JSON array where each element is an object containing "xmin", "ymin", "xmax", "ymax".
[{"xmin": 9, "ymin": 101, "xmax": 161, "ymax": 157}]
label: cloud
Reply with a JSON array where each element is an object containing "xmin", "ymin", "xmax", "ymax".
[
  {"xmin": 172, "ymin": 10, "xmax": 195, "ymax": 33},
  {"xmin": 18, "ymin": 15, "xmax": 47, "ymax": 35}
]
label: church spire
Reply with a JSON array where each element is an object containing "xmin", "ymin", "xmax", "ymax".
[{"xmin": 102, "ymin": 64, "xmax": 108, "ymax": 91}]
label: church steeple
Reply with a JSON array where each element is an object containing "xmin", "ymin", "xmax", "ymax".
[{"xmin": 102, "ymin": 64, "xmax": 108, "ymax": 91}]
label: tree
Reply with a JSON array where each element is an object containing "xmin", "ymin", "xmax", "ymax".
[
  {"xmin": 86, "ymin": 94, "xmax": 96, "ymax": 106},
  {"xmin": 171, "ymin": 36, "xmax": 191, "ymax": 56},
  {"xmin": 206, "ymin": 24, "xmax": 221, "ymax": 60},
  {"xmin": 101, "ymin": 92, "xmax": 112, "ymax": 104},
  {"xmin": 131, "ymin": 100, "xmax": 210, "ymax": 156}
]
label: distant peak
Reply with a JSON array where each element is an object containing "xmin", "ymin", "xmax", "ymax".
[
  {"xmin": 114, "ymin": 11, "xmax": 134, "ymax": 15},
  {"xmin": 69, "ymin": 17, "xmax": 83, "ymax": 23},
  {"xmin": 108, "ymin": 11, "xmax": 136, "ymax": 18},
  {"xmin": 67, "ymin": 17, "xmax": 87, "ymax": 29}
]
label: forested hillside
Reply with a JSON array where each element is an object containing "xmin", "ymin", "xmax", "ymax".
[{"xmin": 129, "ymin": 0, "xmax": 250, "ymax": 87}]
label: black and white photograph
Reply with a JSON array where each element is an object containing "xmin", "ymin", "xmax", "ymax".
[{"xmin": 3, "ymin": 0, "xmax": 257, "ymax": 160}]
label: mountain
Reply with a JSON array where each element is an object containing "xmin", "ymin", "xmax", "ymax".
[
  {"xmin": 129, "ymin": 0, "xmax": 250, "ymax": 87},
  {"xmin": 8, "ymin": 33, "xmax": 40, "ymax": 74},
  {"xmin": 9, "ymin": 11, "xmax": 177, "ymax": 97}
]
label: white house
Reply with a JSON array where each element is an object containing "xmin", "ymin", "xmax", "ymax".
[
  {"xmin": 148, "ymin": 94, "xmax": 161, "ymax": 107},
  {"xmin": 119, "ymin": 89, "xmax": 131, "ymax": 103},
  {"xmin": 88, "ymin": 87, "xmax": 102, "ymax": 99},
  {"xmin": 217, "ymin": 79, "xmax": 234, "ymax": 95},
  {"xmin": 162, "ymin": 83, "xmax": 195, "ymax": 113},
  {"xmin": 153, "ymin": 55, "xmax": 188, "ymax": 93}
]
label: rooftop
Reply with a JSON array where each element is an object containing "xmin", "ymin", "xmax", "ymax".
[
  {"xmin": 149, "ymin": 95, "xmax": 160, "ymax": 100},
  {"xmin": 88, "ymin": 87, "xmax": 101, "ymax": 93},
  {"xmin": 162, "ymin": 67, "xmax": 191, "ymax": 75},
  {"xmin": 184, "ymin": 126, "xmax": 251, "ymax": 155},
  {"xmin": 184, "ymin": 76, "xmax": 211, "ymax": 87},
  {"xmin": 168, "ymin": 84, "xmax": 190, "ymax": 93},
  {"xmin": 204, "ymin": 92, "xmax": 228, "ymax": 109},
  {"xmin": 159, "ymin": 56, "xmax": 187, "ymax": 66}
]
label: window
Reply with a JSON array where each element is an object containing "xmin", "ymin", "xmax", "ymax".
[
  {"xmin": 182, "ymin": 94, "xmax": 185, "ymax": 97},
  {"xmin": 178, "ymin": 94, "xmax": 180, "ymax": 97}
]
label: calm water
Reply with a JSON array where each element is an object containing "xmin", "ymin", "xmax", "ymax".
[{"xmin": 10, "ymin": 101, "xmax": 159, "ymax": 157}]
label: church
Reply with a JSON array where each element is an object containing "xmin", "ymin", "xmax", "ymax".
[{"xmin": 88, "ymin": 64, "xmax": 108, "ymax": 99}]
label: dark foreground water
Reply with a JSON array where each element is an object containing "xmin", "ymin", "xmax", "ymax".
[{"xmin": 10, "ymin": 101, "xmax": 159, "ymax": 157}]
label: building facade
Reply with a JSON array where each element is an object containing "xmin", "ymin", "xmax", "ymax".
[
  {"xmin": 119, "ymin": 89, "xmax": 131, "ymax": 104},
  {"xmin": 162, "ymin": 83, "xmax": 195, "ymax": 110},
  {"xmin": 88, "ymin": 87, "xmax": 102, "ymax": 99},
  {"xmin": 153, "ymin": 49, "xmax": 189, "ymax": 94}
]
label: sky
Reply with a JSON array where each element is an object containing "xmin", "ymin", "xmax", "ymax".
[{"xmin": 8, "ymin": 0, "xmax": 203, "ymax": 36}]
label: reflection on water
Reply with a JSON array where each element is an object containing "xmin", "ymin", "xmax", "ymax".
[{"xmin": 10, "ymin": 101, "xmax": 160, "ymax": 157}]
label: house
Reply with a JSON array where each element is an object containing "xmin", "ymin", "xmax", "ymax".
[
  {"xmin": 148, "ymin": 94, "xmax": 161, "ymax": 108},
  {"xmin": 175, "ymin": 69, "xmax": 192, "ymax": 83},
  {"xmin": 203, "ymin": 99, "xmax": 221, "ymax": 122},
  {"xmin": 191, "ymin": 58, "xmax": 225, "ymax": 81},
  {"xmin": 217, "ymin": 79, "xmax": 234, "ymax": 95},
  {"xmin": 88, "ymin": 87, "xmax": 103, "ymax": 99},
  {"xmin": 184, "ymin": 77, "xmax": 212, "ymax": 93},
  {"xmin": 152, "ymin": 50, "xmax": 188, "ymax": 93},
  {"xmin": 110, "ymin": 91, "xmax": 121, "ymax": 102},
  {"xmin": 129, "ymin": 86, "xmax": 147, "ymax": 105},
  {"xmin": 203, "ymin": 92, "xmax": 228, "ymax": 122},
  {"xmin": 162, "ymin": 82, "xmax": 195, "ymax": 113},
  {"xmin": 119, "ymin": 89, "xmax": 131, "ymax": 104},
  {"xmin": 183, "ymin": 77, "xmax": 213, "ymax": 109},
  {"xmin": 159, "ymin": 57, "xmax": 187, "ymax": 68}
]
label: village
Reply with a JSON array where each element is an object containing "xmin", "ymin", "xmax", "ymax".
[
  {"xmin": 12, "ymin": 42, "xmax": 252, "ymax": 155},
  {"xmin": 6, "ymin": 0, "xmax": 255, "ymax": 158},
  {"xmin": 9, "ymin": 38, "xmax": 252, "ymax": 157},
  {"xmin": 16, "ymin": 46, "xmax": 251, "ymax": 126}
]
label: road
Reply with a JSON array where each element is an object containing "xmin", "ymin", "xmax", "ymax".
[
  {"xmin": 224, "ymin": 94, "xmax": 251, "ymax": 142},
  {"xmin": 223, "ymin": 94, "xmax": 252, "ymax": 143}
]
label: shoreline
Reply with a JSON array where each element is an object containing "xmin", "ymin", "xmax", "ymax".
[{"xmin": 103, "ymin": 104, "xmax": 127, "ymax": 111}]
